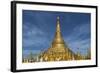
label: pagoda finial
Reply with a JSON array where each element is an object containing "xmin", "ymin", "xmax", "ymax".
[
  {"xmin": 57, "ymin": 16, "xmax": 60, "ymax": 20},
  {"xmin": 57, "ymin": 16, "xmax": 60, "ymax": 24},
  {"xmin": 56, "ymin": 16, "xmax": 60, "ymax": 32}
]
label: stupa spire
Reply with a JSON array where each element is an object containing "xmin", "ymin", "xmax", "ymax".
[
  {"xmin": 51, "ymin": 16, "xmax": 66, "ymax": 48},
  {"xmin": 56, "ymin": 16, "xmax": 60, "ymax": 32}
]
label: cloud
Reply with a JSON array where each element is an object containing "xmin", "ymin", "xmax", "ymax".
[
  {"xmin": 63, "ymin": 23, "xmax": 90, "ymax": 55},
  {"xmin": 23, "ymin": 22, "xmax": 45, "ymax": 36},
  {"xmin": 23, "ymin": 22, "xmax": 50, "ymax": 50}
]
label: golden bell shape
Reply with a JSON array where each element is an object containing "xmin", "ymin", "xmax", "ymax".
[{"xmin": 51, "ymin": 16, "xmax": 66, "ymax": 48}]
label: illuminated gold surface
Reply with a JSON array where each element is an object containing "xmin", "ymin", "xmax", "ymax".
[{"xmin": 40, "ymin": 16, "xmax": 85, "ymax": 61}]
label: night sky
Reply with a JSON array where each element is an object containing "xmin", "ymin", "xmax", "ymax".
[{"xmin": 22, "ymin": 10, "xmax": 91, "ymax": 56}]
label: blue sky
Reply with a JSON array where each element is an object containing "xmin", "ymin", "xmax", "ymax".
[{"xmin": 22, "ymin": 10, "xmax": 91, "ymax": 56}]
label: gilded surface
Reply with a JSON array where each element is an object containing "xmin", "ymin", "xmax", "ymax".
[{"xmin": 39, "ymin": 17, "xmax": 87, "ymax": 62}]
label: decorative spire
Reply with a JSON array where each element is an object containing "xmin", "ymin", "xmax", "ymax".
[
  {"xmin": 56, "ymin": 16, "xmax": 60, "ymax": 32},
  {"xmin": 51, "ymin": 16, "xmax": 66, "ymax": 48},
  {"xmin": 57, "ymin": 16, "xmax": 60, "ymax": 24}
]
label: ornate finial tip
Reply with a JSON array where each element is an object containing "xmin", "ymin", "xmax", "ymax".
[{"xmin": 57, "ymin": 16, "xmax": 60, "ymax": 20}]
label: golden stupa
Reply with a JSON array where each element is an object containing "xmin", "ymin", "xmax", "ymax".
[
  {"xmin": 22, "ymin": 17, "xmax": 90, "ymax": 63},
  {"xmin": 39, "ymin": 16, "xmax": 84, "ymax": 61}
]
